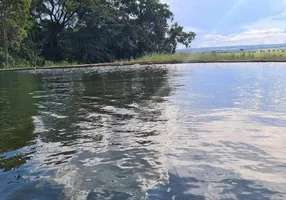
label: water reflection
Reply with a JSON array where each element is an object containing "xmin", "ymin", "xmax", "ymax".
[
  {"xmin": 0, "ymin": 72, "xmax": 39, "ymax": 172},
  {"xmin": 0, "ymin": 63, "xmax": 286, "ymax": 199}
]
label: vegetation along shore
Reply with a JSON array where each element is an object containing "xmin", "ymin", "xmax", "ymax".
[
  {"xmin": 0, "ymin": 0, "xmax": 195, "ymax": 69},
  {"xmin": 2, "ymin": 50, "xmax": 286, "ymax": 71},
  {"xmin": 1, "ymin": 0, "xmax": 286, "ymax": 71}
]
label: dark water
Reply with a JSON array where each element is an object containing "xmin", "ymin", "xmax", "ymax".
[{"xmin": 0, "ymin": 63, "xmax": 285, "ymax": 200}]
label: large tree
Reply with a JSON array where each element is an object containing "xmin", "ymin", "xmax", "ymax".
[
  {"xmin": 28, "ymin": 0, "xmax": 196, "ymax": 64},
  {"xmin": 54, "ymin": 0, "xmax": 196, "ymax": 63},
  {"xmin": 31, "ymin": 0, "xmax": 96, "ymax": 60},
  {"xmin": 0, "ymin": 0, "xmax": 31, "ymax": 67}
]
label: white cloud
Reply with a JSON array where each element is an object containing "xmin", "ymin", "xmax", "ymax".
[
  {"xmin": 193, "ymin": 1, "xmax": 286, "ymax": 48},
  {"xmin": 196, "ymin": 28, "xmax": 286, "ymax": 47},
  {"xmin": 163, "ymin": 0, "xmax": 286, "ymax": 48}
]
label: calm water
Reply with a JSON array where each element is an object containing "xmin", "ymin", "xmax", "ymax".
[{"xmin": 0, "ymin": 63, "xmax": 286, "ymax": 200}]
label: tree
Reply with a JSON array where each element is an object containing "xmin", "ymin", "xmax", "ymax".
[
  {"xmin": 27, "ymin": 0, "xmax": 196, "ymax": 64},
  {"xmin": 0, "ymin": 0, "xmax": 31, "ymax": 67},
  {"xmin": 54, "ymin": 0, "xmax": 196, "ymax": 63},
  {"xmin": 31, "ymin": 0, "xmax": 96, "ymax": 60},
  {"xmin": 165, "ymin": 23, "xmax": 196, "ymax": 53}
]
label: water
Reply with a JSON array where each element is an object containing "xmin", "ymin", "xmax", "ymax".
[{"xmin": 0, "ymin": 63, "xmax": 285, "ymax": 200}]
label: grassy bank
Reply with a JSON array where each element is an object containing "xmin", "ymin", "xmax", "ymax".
[
  {"xmin": 131, "ymin": 50, "xmax": 286, "ymax": 62},
  {"xmin": 1, "ymin": 49, "xmax": 286, "ymax": 71},
  {"xmin": 0, "ymin": 59, "xmax": 80, "ymax": 69}
]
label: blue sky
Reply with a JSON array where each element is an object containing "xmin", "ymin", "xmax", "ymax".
[{"xmin": 163, "ymin": 0, "xmax": 286, "ymax": 48}]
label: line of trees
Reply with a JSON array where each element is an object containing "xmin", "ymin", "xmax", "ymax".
[{"xmin": 0, "ymin": 0, "xmax": 196, "ymax": 68}]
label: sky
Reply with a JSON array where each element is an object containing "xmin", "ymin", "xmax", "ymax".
[{"xmin": 162, "ymin": 0, "xmax": 286, "ymax": 48}]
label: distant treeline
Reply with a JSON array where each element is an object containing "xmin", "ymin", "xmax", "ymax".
[{"xmin": 0, "ymin": 0, "xmax": 196, "ymax": 68}]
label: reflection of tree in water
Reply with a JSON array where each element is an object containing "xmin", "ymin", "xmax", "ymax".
[
  {"xmin": 83, "ymin": 66, "xmax": 171, "ymax": 103},
  {"xmin": 80, "ymin": 66, "xmax": 172, "ymax": 138},
  {"xmin": 0, "ymin": 72, "xmax": 60, "ymax": 199},
  {"xmin": 0, "ymin": 72, "xmax": 39, "ymax": 171},
  {"xmin": 33, "ymin": 71, "xmax": 85, "ymax": 144},
  {"xmin": 37, "ymin": 66, "xmax": 172, "ymax": 145},
  {"xmin": 31, "ymin": 66, "xmax": 175, "ymax": 199}
]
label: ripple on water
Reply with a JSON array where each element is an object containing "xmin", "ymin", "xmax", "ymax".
[{"xmin": 0, "ymin": 63, "xmax": 286, "ymax": 199}]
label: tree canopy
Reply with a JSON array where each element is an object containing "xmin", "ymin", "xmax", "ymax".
[
  {"xmin": 0, "ymin": 0, "xmax": 196, "ymax": 67},
  {"xmin": 0, "ymin": 0, "xmax": 31, "ymax": 66}
]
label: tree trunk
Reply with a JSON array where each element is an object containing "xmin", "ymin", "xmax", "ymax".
[{"xmin": 3, "ymin": 29, "xmax": 8, "ymax": 68}]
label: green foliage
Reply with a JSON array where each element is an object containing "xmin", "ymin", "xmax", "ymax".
[
  {"xmin": 0, "ymin": 0, "xmax": 32, "ymax": 67},
  {"xmin": 165, "ymin": 23, "xmax": 196, "ymax": 53},
  {"xmin": 0, "ymin": 0, "xmax": 31, "ymax": 44},
  {"xmin": 0, "ymin": 50, "xmax": 4, "ymax": 64},
  {"xmin": 1, "ymin": 0, "xmax": 197, "ymax": 68}
]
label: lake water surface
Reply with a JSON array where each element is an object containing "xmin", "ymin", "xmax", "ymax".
[{"xmin": 0, "ymin": 63, "xmax": 285, "ymax": 200}]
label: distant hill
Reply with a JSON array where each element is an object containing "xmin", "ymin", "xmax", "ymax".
[{"xmin": 178, "ymin": 44, "xmax": 286, "ymax": 53}]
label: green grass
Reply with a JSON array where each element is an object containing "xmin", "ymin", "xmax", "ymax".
[
  {"xmin": 2, "ymin": 49, "xmax": 286, "ymax": 71},
  {"xmin": 44, "ymin": 60, "xmax": 80, "ymax": 67},
  {"xmin": 132, "ymin": 50, "xmax": 286, "ymax": 62},
  {"xmin": 1, "ymin": 59, "xmax": 79, "ymax": 69}
]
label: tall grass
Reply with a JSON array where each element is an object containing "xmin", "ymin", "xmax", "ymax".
[
  {"xmin": 132, "ymin": 50, "xmax": 286, "ymax": 62},
  {"xmin": 2, "ymin": 49, "xmax": 286, "ymax": 70},
  {"xmin": 44, "ymin": 60, "xmax": 80, "ymax": 67},
  {"xmin": 1, "ymin": 59, "xmax": 80, "ymax": 69}
]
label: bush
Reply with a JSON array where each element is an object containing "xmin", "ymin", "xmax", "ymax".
[{"xmin": 0, "ymin": 50, "xmax": 5, "ymax": 67}]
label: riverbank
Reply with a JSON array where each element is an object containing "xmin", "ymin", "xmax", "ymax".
[
  {"xmin": 1, "ymin": 51, "xmax": 286, "ymax": 71},
  {"xmin": 131, "ymin": 51, "xmax": 286, "ymax": 62}
]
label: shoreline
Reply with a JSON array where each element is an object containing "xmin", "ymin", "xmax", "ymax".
[{"xmin": 1, "ymin": 59, "xmax": 286, "ymax": 72}]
